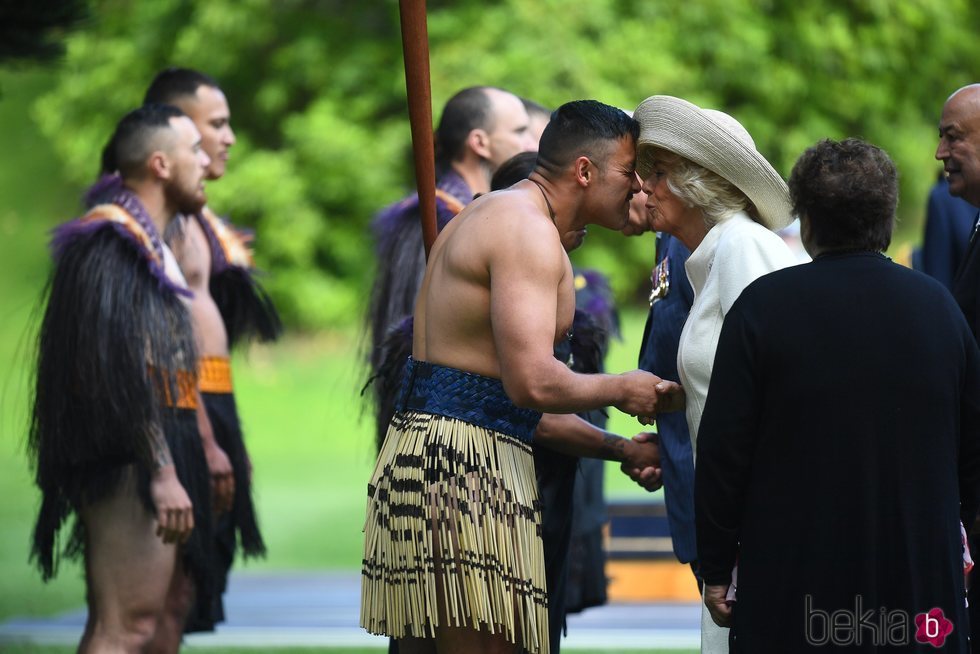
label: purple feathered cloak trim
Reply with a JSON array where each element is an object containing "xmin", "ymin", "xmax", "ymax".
[
  {"xmin": 83, "ymin": 172, "xmax": 124, "ymax": 209},
  {"xmin": 53, "ymin": 182, "xmax": 193, "ymax": 299},
  {"xmin": 194, "ymin": 206, "xmax": 256, "ymax": 276},
  {"xmin": 370, "ymin": 169, "xmax": 473, "ymax": 252}
]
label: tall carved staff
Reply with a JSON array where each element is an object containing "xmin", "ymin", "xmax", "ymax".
[{"xmin": 398, "ymin": 0, "xmax": 438, "ymax": 258}]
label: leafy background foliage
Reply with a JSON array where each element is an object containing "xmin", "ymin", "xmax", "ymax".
[{"xmin": 30, "ymin": 0, "xmax": 980, "ymax": 327}]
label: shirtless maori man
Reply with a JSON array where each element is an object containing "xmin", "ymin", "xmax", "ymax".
[
  {"xmin": 361, "ymin": 100, "xmax": 682, "ymax": 654},
  {"xmin": 144, "ymin": 67, "xmax": 281, "ymax": 634}
]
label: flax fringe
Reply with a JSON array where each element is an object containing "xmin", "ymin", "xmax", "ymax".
[{"xmin": 360, "ymin": 411, "xmax": 549, "ymax": 653}]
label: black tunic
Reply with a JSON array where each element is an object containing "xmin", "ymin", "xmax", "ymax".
[{"xmin": 696, "ymin": 252, "xmax": 980, "ymax": 652}]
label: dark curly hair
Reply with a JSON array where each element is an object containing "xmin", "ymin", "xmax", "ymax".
[{"xmin": 788, "ymin": 138, "xmax": 897, "ymax": 252}]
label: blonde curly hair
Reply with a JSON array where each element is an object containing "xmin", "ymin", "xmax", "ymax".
[{"xmin": 645, "ymin": 147, "xmax": 756, "ymax": 228}]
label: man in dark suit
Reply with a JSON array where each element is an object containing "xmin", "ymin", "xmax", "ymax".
[
  {"xmin": 920, "ymin": 175, "xmax": 978, "ymax": 291},
  {"xmin": 939, "ymin": 83, "xmax": 980, "ymax": 652},
  {"xmin": 943, "ymin": 84, "xmax": 980, "ymax": 334}
]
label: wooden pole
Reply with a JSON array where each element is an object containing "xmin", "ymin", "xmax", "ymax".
[{"xmin": 398, "ymin": 0, "xmax": 438, "ymax": 258}]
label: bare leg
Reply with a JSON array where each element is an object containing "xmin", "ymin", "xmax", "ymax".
[
  {"xmin": 78, "ymin": 580, "xmax": 96, "ymax": 651},
  {"xmin": 143, "ymin": 557, "xmax": 194, "ymax": 653},
  {"xmin": 395, "ymin": 611, "xmax": 519, "ymax": 653},
  {"xmin": 395, "ymin": 636, "xmax": 437, "ymax": 654},
  {"xmin": 435, "ymin": 625, "xmax": 518, "ymax": 653},
  {"xmin": 79, "ymin": 467, "xmax": 178, "ymax": 654},
  {"xmin": 424, "ymin": 484, "xmax": 522, "ymax": 654},
  {"xmin": 430, "ymin": 551, "xmax": 519, "ymax": 654}
]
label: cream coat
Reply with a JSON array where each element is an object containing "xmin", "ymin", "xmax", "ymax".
[
  {"xmin": 678, "ymin": 211, "xmax": 797, "ymax": 448},
  {"xmin": 676, "ymin": 211, "xmax": 797, "ymax": 654}
]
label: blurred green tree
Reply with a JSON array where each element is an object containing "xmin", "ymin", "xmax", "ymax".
[{"xmin": 32, "ymin": 0, "xmax": 980, "ymax": 327}]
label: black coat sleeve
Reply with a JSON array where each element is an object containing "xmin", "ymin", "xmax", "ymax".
[{"xmin": 695, "ymin": 300, "xmax": 763, "ymax": 586}]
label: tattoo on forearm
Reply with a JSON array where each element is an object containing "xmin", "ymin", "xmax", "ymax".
[
  {"xmin": 599, "ymin": 434, "xmax": 627, "ymax": 462},
  {"xmin": 149, "ymin": 425, "xmax": 172, "ymax": 470}
]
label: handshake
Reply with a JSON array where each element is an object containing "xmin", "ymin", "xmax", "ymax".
[
  {"xmin": 615, "ymin": 371, "xmax": 683, "ymax": 490},
  {"xmin": 533, "ymin": 369, "xmax": 683, "ymax": 492},
  {"xmin": 614, "ymin": 370, "xmax": 685, "ymax": 427},
  {"xmin": 620, "ymin": 431, "xmax": 664, "ymax": 492}
]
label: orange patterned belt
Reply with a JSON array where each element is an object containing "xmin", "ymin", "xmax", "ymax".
[
  {"xmin": 198, "ymin": 355, "xmax": 233, "ymax": 394},
  {"xmin": 149, "ymin": 367, "xmax": 199, "ymax": 409}
]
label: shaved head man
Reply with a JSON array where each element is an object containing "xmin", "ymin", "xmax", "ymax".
[
  {"xmin": 938, "ymin": 84, "xmax": 980, "ymax": 207},
  {"xmin": 31, "ymin": 104, "xmax": 213, "ymax": 653},
  {"xmin": 145, "ymin": 68, "xmax": 236, "ymax": 180}
]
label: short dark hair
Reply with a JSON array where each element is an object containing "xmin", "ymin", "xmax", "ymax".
[
  {"xmin": 490, "ymin": 151, "xmax": 538, "ymax": 191},
  {"xmin": 788, "ymin": 138, "xmax": 897, "ymax": 252},
  {"xmin": 434, "ymin": 86, "xmax": 495, "ymax": 174},
  {"xmin": 143, "ymin": 67, "xmax": 219, "ymax": 106},
  {"xmin": 101, "ymin": 103, "xmax": 186, "ymax": 178},
  {"xmin": 536, "ymin": 100, "xmax": 638, "ymax": 175}
]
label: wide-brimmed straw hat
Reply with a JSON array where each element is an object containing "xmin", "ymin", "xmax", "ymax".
[{"xmin": 633, "ymin": 95, "xmax": 793, "ymax": 231}]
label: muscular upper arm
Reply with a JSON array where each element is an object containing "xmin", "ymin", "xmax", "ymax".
[{"xmin": 488, "ymin": 215, "xmax": 568, "ymax": 403}]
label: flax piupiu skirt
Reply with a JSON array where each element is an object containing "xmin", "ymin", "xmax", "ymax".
[{"xmin": 360, "ymin": 409, "xmax": 549, "ymax": 653}]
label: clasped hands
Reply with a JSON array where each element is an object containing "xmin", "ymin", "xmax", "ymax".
[
  {"xmin": 616, "ymin": 371, "xmax": 684, "ymax": 427},
  {"xmin": 620, "ymin": 431, "xmax": 664, "ymax": 492},
  {"xmin": 615, "ymin": 373, "xmax": 684, "ymax": 491}
]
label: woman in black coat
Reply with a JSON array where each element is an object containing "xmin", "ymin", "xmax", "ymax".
[{"xmin": 695, "ymin": 138, "xmax": 980, "ymax": 653}]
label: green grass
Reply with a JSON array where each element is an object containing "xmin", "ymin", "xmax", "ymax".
[{"xmin": 231, "ymin": 332, "xmax": 381, "ymax": 572}]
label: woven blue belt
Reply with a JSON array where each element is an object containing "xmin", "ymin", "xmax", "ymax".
[{"xmin": 396, "ymin": 358, "xmax": 541, "ymax": 443}]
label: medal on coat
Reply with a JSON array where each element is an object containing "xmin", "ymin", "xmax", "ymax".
[{"xmin": 649, "ymin": 257, "xmax": 670, "ymax": 305}]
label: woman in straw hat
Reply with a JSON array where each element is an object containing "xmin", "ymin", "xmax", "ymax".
[{"xmin": 631, "ymin": 95, "xmax": 797, "ymax": 652}]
